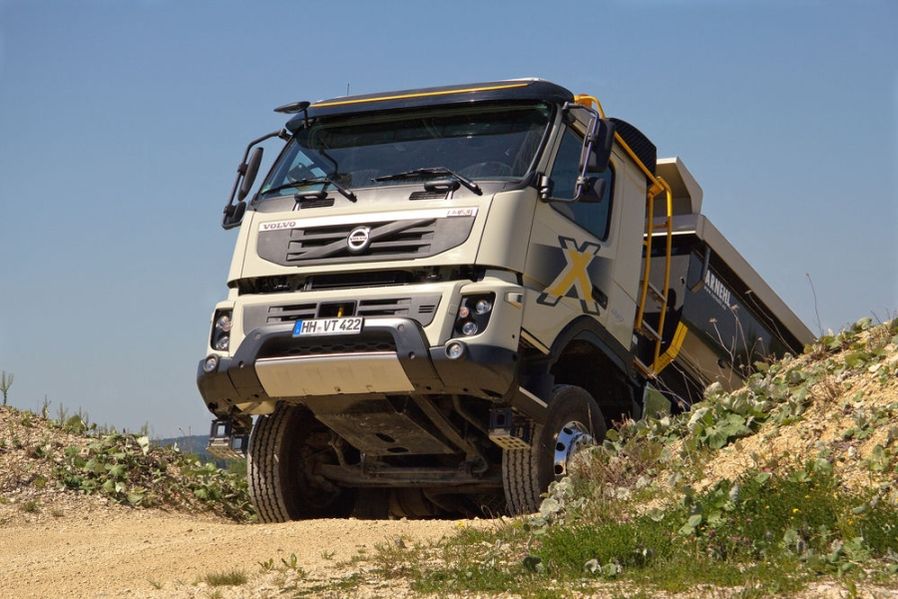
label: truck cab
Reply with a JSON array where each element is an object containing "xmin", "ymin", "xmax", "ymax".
[{"xmin": 196, "ymin": 79, "xmax": 812, "ymax": 519}]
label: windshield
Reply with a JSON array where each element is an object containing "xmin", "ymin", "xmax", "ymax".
[{"xmin": 258, "ymin": 102, "xmax": 552, "ymax": 198}]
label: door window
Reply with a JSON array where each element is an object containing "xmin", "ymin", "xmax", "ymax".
[{"xmin": 549, "ymin": 127, "xmax": 614, "ymax": 240}]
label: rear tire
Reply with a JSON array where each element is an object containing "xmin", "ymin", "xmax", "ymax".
[
  {"xmin": 502, "ymin": 385, "xmax": 606, "ymax": 515},
  {"xmin": 247, "ymin": 404, "xmax": 356, "ymax": 522}
]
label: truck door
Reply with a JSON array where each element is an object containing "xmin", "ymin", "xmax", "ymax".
[{"xmin": 522, "ymin": 122, "xmax": 634, "ymax": 352}]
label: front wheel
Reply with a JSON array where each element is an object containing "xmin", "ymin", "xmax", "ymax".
[
  {"xmin": 247, "ymin": 404, "xmax": 356, "ymax": 522},
  {"xmin": 502, "ymin": 385, "xmax": 606, "ymax": 515}
]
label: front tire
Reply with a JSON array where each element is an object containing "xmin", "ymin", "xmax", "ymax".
[
  {"xmin": 502, "ymin": 385, "xmax": 606, "ymax": 515},
  {"xmin": 247, "ymin": 404, "xmax": 355, "ymax": 522}
]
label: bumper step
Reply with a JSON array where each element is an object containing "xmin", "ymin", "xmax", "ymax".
[{"xmin": 207, "ymin": 419, "xmax": 249, "ymax": 461}]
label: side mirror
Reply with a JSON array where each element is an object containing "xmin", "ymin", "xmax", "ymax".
[
  {"xmin": 222, "ymin": 200, "xmax": 246, "ymax": 230},
  {"xmin": 238, "ymin": 147, "xmax": 264, "ymax": 202},
  {"xmin": 221, "ymin": 130, "xmax": 282, "ymax": 231},
  {"xmin": 571, "ymin": 118, "xmax": 614, "ymax": 201},
  {"xmin": 576, "ymin": 176, "xmax": 606, "ymax": 203},
  {"xmin": 588, "ymin": 119, "xmax": 615, "ymax": 173}
]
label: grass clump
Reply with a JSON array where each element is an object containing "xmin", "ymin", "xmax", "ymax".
[{"xmin": 203, "ymin": 568, "xmax": 247, "ymax": 587}]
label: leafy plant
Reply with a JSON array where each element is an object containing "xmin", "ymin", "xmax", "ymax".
[{"xmin": 55, "ymin": 431, "xmax": 252, "ymax": 520}]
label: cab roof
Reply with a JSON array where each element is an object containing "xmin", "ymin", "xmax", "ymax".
[{"xmin": 285, "ymin": 79, "xmax": 573, "ymax": 130}]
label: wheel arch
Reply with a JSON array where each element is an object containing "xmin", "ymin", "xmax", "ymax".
[{"xmin": 523, "ymin": 316, "xmax": 639, "ymax": 424}]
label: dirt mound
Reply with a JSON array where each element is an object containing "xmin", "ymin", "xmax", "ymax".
[
  {"xmin": 683, "ymin": 317, "xmax": 898, "ymax": 499},
  {"xmin": 0, "ymin": 406, "xmax": 251, "ymax": 525},
  {"xmin": 698, "ymin": 324, "xmax": 898, "ymax": 495},
  {"xmin": 359, "ymin": 319, "xmax": 898, "ymax": 598}
]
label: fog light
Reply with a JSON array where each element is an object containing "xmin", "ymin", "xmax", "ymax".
[
  {"xmin": 215, "ymin": 314, "xmax": 232, "ymax": 333},
  {"xmin": 213, "ymin": 335, "xmax": 230, "ymax": 351},
  {"xmin": 446, "ymin": 341, "xmax": 465, "ymax": 359},
  {"xmin": 461, "ymin": 321, "xmax": 479, "ymax": 336},
  {"xmin": 474, "ymin": 299, "xmax": 492, "ymax": 315},
  {"xmin": 203, "ymin": 355, "xmax": 219, "ymax": 373}
]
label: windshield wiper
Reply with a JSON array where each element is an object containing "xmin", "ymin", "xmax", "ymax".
[
  {"xmin": 261, "ymin": 177, "xmax": 357, "ymax": 202},
  {"xmin": 373, "ymin": 167, "xmax": 482, "ymax": 196}
]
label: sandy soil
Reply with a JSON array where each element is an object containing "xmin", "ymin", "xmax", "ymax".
[{"xmin": 1, "ymin": 509, "xmax": 467, "ymax": 598}]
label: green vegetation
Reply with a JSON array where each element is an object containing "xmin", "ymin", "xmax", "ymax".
[
  {"xmin": 55, "ymin": 431, "xmax": 253, "ymax": 521},
  {"xmin": 203, "ymin": 569, "xmax": 248, "ymax": 587},
  {"xmin": 359, "ymin": 318, "xmax": 898, "ymax": 596},
  {"xmin": 402, "ymin": 465, "xmax": 898, "ymax": 596},
  {"xmin": 2, "ymin": 396, "xmax": 253, "ymax": 522}
]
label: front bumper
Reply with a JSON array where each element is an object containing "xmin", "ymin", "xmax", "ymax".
[{"xmin": 197, "ymin": 317, "xmax": 517, "ymax": 417}]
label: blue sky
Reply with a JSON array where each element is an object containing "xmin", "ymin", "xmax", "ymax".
[{"xmin": 0, "ymin": 0, "xmax": 895, "ymax": 437}]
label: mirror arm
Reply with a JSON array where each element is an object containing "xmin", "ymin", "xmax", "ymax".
[
  {"xmin": 561, "ymin": 102, "xmax": 605, "ymax": 201},
  {"xmin": 225, "ymin": 129, "xmax": 285, "ymax": 211}
]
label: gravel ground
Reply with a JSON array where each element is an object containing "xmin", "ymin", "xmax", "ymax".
[{"xmin": 0, "ymin": 507, "xmax": 474, "ymax": 598}]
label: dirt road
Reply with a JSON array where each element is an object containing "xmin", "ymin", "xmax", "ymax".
[{"xmin": 2, "ymin": 508, "xmax": 469, "ymax": 598}]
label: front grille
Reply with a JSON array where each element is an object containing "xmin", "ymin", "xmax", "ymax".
[
  {"xmin": 286, "ymin": 220, "xmax": 436, "ymax": 262},
  {"xmin": 243, "ymin": 294, "xmax": 442, "ymax": 332},
  {"xmin": 266, "ymin": 303, "xmax": 316, "ymax": 322},
  {"xmin": 237, "ymin": 266, "xmax": 483, "ymax": 295},
  {"xmin": 357, "ymin": 297, "xmax": 432, "ymax": 318},
  {"xmin": 255, "ymin": 214, "xmax": 476, "ymax": 266}
]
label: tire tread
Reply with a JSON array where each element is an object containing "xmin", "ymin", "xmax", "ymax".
[
  {"xmin": 502, "ymin": 384, "xmax": 605, "ymax": 516},
  {"xmin": 247, "ymin": 405, "xmax": 292, "ymax": 523}
]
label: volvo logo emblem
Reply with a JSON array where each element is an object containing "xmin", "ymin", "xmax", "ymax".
[{"xmin": 347, "ymin": 226, "xmax": 372, "ymax": 253}]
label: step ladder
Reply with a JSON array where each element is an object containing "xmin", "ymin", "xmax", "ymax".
[
  {"xmin": 633, "ymin": 180, "xmax": 674, "ymax": 378},
  {"xmin": 574, "ymin": 94, "xmax": 675, "ymax": 378}
]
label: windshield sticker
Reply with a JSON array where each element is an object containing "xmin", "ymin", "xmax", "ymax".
[{"xmin": 258, "ymin": 208, "xmax": 478, "ymax": 232}]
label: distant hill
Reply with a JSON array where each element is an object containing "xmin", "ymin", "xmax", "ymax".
[{"xmin": 154, "ymin": 435, "xmax": 215, "ymax": 462}]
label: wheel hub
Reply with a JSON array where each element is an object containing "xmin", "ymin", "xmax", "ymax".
[{"xmin": 553, "ymin": 420, "xmax": 594, "ymax": 477}]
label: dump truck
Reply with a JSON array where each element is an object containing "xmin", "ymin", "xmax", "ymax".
[{"xmin": 196, "ymin": 79, "xmax": 814, "ymax": 520}]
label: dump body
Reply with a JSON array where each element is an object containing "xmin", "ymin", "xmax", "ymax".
[{"xmin": 641, "ymin": 159, "xmax": 813, "ymax": 406}]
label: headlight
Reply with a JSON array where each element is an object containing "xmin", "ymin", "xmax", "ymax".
[
  {"xmin": 453, "ymin": 293, "xmax": 495, "ymax": 338},
  {"xmin": 215, "ymin": 314, "xmax": 232, "ymax": 333},
  {"xmin": 211, "ymin": 309, "xmax": 233, "ymax": 352}
]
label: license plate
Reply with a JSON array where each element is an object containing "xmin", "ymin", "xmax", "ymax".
[{"xmin": 292, "ymin": 317, "xmax": 364, "ymax": 337}]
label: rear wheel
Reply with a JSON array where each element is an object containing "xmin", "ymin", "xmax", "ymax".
[
  {"xmin": 502, "ymin": 385, "xmax": 606, "ymax": 515},
  {"xmin": 247, "ymin": 404, "xmax": 356, "ymax": 522}
]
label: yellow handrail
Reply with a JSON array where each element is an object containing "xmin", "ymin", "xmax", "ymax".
[
  {"xmin": 573, "ymin": 94, "xmax": 607, "ymax": 118},
  {"xmin": 576, "ymin": 92, "xmax": 675, "ymax": 378}
]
